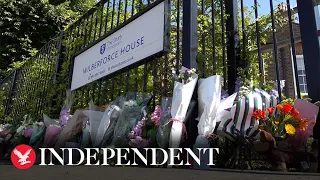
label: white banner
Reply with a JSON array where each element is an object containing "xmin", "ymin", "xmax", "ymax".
[{"xmin": 71, "ymin": 2, "xmax": 165, "ymax": 91}]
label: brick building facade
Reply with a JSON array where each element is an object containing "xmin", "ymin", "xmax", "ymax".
[{"xmin": 263, "ymin": 19, "xmax": 305, "ymax": 99}]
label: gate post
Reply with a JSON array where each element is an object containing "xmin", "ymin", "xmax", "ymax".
[
  {"xmin": 181, "ymin": 0, "xmax": 199, "ymax": 167},
  {"xmin": 225, "ymin": 0, "xmax": 241, "ymax": 95},
  {"xmin": 296, "ymin": 0, "xmax": 320, "ymax": 173},
  {"xmin": 182, "ymin": 0, "xmax": 198, "ymax": 69}
]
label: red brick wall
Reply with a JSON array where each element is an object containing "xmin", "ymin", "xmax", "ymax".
[{"xmin": 264, "ymin": 23, "xmax": 303, "ymax": 99}]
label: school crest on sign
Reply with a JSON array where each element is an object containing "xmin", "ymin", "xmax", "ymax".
[{"xmin": 100, "ymin": 43, "xmax": 106, "ymax": 55}]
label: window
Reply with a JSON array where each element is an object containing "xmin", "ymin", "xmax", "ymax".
[{"xmin": 296, "ymin": 55, "xmax": 308, "ymax": 94}]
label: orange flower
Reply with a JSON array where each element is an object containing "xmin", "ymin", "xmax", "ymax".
[
  {"xmin": 311, "ymin": 120, "xmax": 316, "ymax": 125},
  {"xmin": 282, "ymin": 104, "xmax": 293, "ymax": 114},
  {"xmin": 276, "ymin": 104, "xmax": 283, "ymax": 111},
  {"xmin": 274, "ymin": 121, "xmax": 280, "ymax": 125},
  {"xmin": 298, "ymin": 118, "xmax": 308, "ymax": 131},
  {"xmin": 291, "ymin": 108, "xmax": 300, "ymax": 119},
  {"xmin": 266, "ymin": 107, "xmax": 275, "ymax": 115},
  {"xmin": 252, "ymin": 109, "xmax": 267, "ymax": 120},
  {"xmin": 100, "ymin": 105, "xmax": 107, "ymax": 109}
]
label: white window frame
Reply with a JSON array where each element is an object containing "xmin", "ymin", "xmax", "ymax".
[{"xmin": 296, "ymin": 55, "xmax": 308, "ymax": 96}]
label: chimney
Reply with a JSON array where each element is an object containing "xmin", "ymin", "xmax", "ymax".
[{"xmin": 278, "ymin": 3, "xmax": 288, "ymax": 12}]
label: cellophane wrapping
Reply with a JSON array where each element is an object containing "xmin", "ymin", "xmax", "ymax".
[
  {"xmin": 111, "ymin": 92, "xmax": 151, "ymax": 148},
  {"xmin": 156, "ymin": 97, "xmax": 173, "ymax": 149}
]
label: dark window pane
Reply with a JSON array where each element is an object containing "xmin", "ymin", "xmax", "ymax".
[{"xmin": 298, "ymin": 77, "xmax": 303, "ymax": 84}]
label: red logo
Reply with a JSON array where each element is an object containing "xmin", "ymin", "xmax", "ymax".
[{"xmin": 11, "ymin": 144, "xmax": 36, "ymax": 170}]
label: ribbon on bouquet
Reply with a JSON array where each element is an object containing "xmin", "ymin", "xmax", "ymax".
[{"xmin": 162, "ymin": 118, "xmax": 188, "ymax": 141}]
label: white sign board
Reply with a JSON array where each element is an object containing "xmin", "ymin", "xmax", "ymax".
[{"xmin": 71, "ymin": 2, "xmax": 165, "ymax": 91}]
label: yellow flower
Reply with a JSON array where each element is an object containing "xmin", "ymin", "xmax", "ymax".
[{"xmin": 285, "ymin": 124, "xmax": 296, "ymax": 135}]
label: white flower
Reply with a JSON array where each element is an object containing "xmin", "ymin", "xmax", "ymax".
[{"xmin": 16, "ymin": 126, "xmax": 26, "ymax": 135}]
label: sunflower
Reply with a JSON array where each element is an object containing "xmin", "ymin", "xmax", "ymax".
[{"xmin": 285, "ymin": 124, "xmax": 296, "ymax": 135}]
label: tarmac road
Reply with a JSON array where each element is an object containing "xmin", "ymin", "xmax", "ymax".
[{"xmin": 0, "ymin": 165, "xmax": 319, "ymax": 180}]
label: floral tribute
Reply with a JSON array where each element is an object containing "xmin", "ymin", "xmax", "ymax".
[{"xmin": 253, "ymin": 103, "xmax": 308, "ymax": 138}]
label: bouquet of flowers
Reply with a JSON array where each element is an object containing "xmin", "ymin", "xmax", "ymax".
[
  {"xmin": 195, "ymin": 75, "xmax": 222, "ymax": 148},
  {"xmin": 80, "ymin": 116, "xmax": 91, "ymax": 149},
  {"xmin": 29, "ymin": 121, "xmax": 45, "ymax": 146},
  {"xmin": 59, "ymin": 90, "xmax": 74, "ymax": 128},
  {"xmin": 254, "ymin": 103, "xmax": 308, "ymax": 141},
  {"xmin": 43, "ymin": 114, "xmax": 61, "ymax": 148},
  {"xmin": 0, "ymin": 123, "xmax": 15, "ymax": 143},
  {"xmin": 169, "ymin": 67, "xmax": 198, "ymax": 150},
  {"xmin": 128, "ymin": 111, "xmax": 151, "ymax": 148},
  {"xmin": 82, "ymin": 101, "xmax": 105, "ymax": 146},
  {"xmin": 100, "ymin": 97, "xmax": 125, "ymax": 148},
  {"xmin": 55, "ymin": 110, "xmax": 87, "ymax": 149},
  {"xmin": 288, "ymin": 99, "xmax": 319, "ymax": 151},
  {"xmin": 156, "ymin": 97, "xmax": 172, "ymax": 149},
  {"xmin": 111, "ymin": 92, "xmax": 151, "ymax": 148},
  {"xmin": 12, "ymin": 115, "xmax": 33, "ymax": 146}
]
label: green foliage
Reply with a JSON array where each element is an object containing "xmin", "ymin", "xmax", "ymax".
[{"xmin": 0, "ymin": 0, "xmax": 96, "ymax": 79}]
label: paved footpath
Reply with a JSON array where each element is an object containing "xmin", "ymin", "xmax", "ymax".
[{"xmin": 0, "ymin": 165, "xmax": 319, "ymax": 180}]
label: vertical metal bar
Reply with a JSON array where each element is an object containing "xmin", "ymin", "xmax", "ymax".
[
  {"xmin": 124, "ymin": 0, "xmax": 129, "ymax": 93},
  {"xmin": 132, "ymin": 0, "xmax": 135, "ymax": 16},
  {"xmin": 92, "ymin": 82, "xmax": 97, "ymax": 102},
  {"xmin": 254, "ymin": 0, "xmax": 264, "ymax": 76},
  {"xmin": 152, "ymin": 58, "xmax": 157, "ymax": 107},
  {"xmin": 221, "ymin": 0, "xmax": 227, "ymax": 89},
  {"xmin": 212, "ymin": 0, "xmax": 216, "ymax": 75},
  {"xmin": 175, "ymin": 0, "xmax": 180, "ymax": 74},
  {"xmin": 240, "ymin": 0, "xmax": 246, "ymax": 59},
  {"xmin": 94, "ymin": 11, "xmax": 99, "ymax": 40},
  {"xmin": 280, "ymin": 48, "xmax": 288, "ymax": 97},
  {"xmin": 53, "ymin": 31, "xmax": 64, "ymax": 85},
  {"xmin": 105, "ymin": 0, "xmax": 111, "ymax": 33},
  {"xmin": 88, "ymin": 13, "xmax": 94, "ymax": 43},
  {"xmin": 270, "ymin": 0, "xmax": 282, "ymax": 101},
  {"xmin": 143, "ymin": 60, "xmax": 148, "ymax": 92},
  {"xmin": 111, "ymin": 0, "xmax": 116, "ymax": 29},
  {"xmin": 182, "ymin": 0, "xmax": 198, "ymax": 69},
  {"xmin": 103, "ymin": 77, "xmax": 108, "ymax": 103},
  {"xmin": 4, "ymin": 70, "xmax": 17, "ymax": 115},
  {"xmin": 99, "ymin": 4, "xmax": 104, "ymax": 37},
  {"xmin": 124, "ymin": 0, "xmax": 128, "ymax": 21},
  {"xmin": 201, "ymin": 0, "xmax": 206, "ymax": 77},
  {"xmin": 286, "ymin": 0, "xmax": 301, "ymax": 98},
  {"xmin": 117, "ymin": 0, "xmax": 123, "ymax": 96},
  {"xmin": 117, "ymin": 0, "xmax": 122, "ymax": 25},
  {"xmin": 225, "ymin": 0, "xmax": 240, "ymax": 95},
  {"xmin": 83, "ymin": 17, "xmax": 89, "ymax": 48},
  {"xmin": 97, "ymin": 79, "xmax": 102, "ymax": 105}
]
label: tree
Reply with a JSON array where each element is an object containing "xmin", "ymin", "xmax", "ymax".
[{"xmin": 0, "ymin": 0, "xmax": 96, "ymax": 80}]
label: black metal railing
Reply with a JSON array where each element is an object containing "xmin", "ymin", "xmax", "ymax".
[{"xmin": 0, "ymin": 0, "xmax": 308, "ymax": 127}]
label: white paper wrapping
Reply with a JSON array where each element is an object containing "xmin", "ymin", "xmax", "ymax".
[
  {"xmin": 195, "ymin": 75, "xmax": 222, "ymax": 147},
  {"xmin": 169, "ymin": 67, "xmax": 198, "ymax": 149}
]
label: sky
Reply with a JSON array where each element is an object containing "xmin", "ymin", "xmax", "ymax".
[
  {"xmin": 243, "ymin": 0, "xmax": 319, "ymax": 17},
  {"xmin": 243, "ymin": 0, "xmax": 296, "ymax": 16}
]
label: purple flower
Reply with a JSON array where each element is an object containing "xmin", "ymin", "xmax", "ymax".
[
  {"xmin": 221, "ymin": 90, "xmax": 229, "ymax": 100},
  {"xmin": 234, "ymin": 77, "xmax": 241, "ymax": 93},
  {"xmin": 270, "ymin": 89, "xmax": 279, "ymax": 97},
  {"xmin": 59, "ymin": 106, "xmax": 70, "ymax": 128},
  {"xmin": 24, "ymin": 128, "xmax": 33, "ymax": 138}
]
